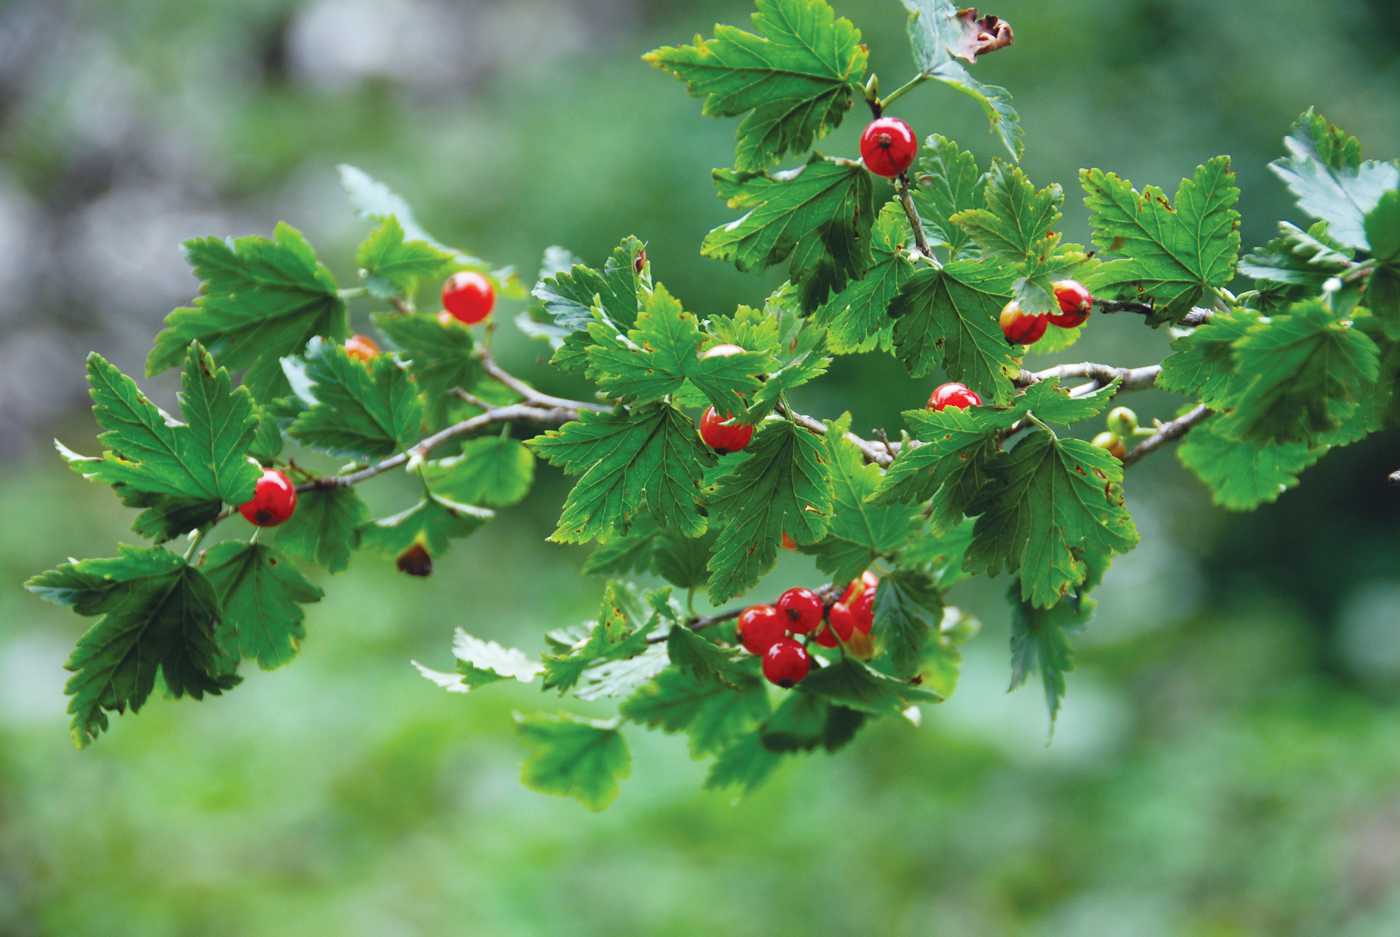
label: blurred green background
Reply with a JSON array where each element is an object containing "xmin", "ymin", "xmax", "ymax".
[{"xmin": 3, "ymin": 0, "xmax": 1400, "ymax": 934}]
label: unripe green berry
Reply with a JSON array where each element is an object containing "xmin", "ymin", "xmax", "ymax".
[
  {"xmin": 1092, "ymin": 431, "xmax": 1127, "ymax": 461},
  {"xmin": 1106, "ymin": 406, "xmax": 1139, "ymax": 437}
]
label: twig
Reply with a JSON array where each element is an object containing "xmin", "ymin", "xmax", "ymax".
[
  {"xmin": 1016, "ymin": 362, "xmax": 1161, "ymax": 392},
  {"xmin": 896, "ymin": 172, "xmax": 932, "ymax": 258},
  {"xmin": 1123, "ymin": 406, "xmax": 1211, "ymax": 466},
  {"xmin": 480, "ymin": 350, "xmax": 610, "ymax": 413},
  {"xmin": 778, "ymin": 404, "xmax": 896, "ymax": 467},
  {"xmin": 1097, "ymin": 299, "xmax": 1214, "ymax": 328}
]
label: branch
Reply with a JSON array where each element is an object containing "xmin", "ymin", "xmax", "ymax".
[
  {"xmin": 778, "ymin": 404, "xmax": 896, "ymax": 467},
  {"xmin": 647, "ymin": 584, "xmax": 842, "ymax": 644},
  {"xmin": 896, "ymin": 172, "xmax": 933, "ymax": 257},
  {"xmin": 1123, "ymin": 405, "xmax": 1211, "ymax": 467},
  {"xmin": 1097, "ymin": 299, "xmax": 1214, "ymax": 328},
  {"xmin": 480, "ymin": 350, "xmax": 610, "ymax": 413},
  {"xmin": 1016, "ymin": 362, "xmax": 1160, "ymax": 392}
]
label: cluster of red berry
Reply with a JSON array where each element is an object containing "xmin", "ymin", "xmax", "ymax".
[
  {"xmin": 999, "ymin": 280, "xmax": 1094, "ymax": 346},
  {"xmin": 235, "ymin": 272, "xmax": 501, "ymax": 530},
  {"xmin": 737, "ymin": 572, "xmax": 880, "ymax": 688}
]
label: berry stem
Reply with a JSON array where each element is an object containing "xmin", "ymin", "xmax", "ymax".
[
  {"xmin": 877, "ymin": 73, "xmax": 928, "ymax": 112},
  {"xmin": 183, "ymin": 526, "xmax": 210, "ymax": 562},
  {"xmin": 895, "ymin": 172, "xmax": 933, "ymax": 258}
]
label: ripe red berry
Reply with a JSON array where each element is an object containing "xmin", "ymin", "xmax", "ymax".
[
  {"xmin": 850, "ymin": 588, "xmax": 876, "ymax": 635},
  {"xmin": 1000, "ymin": 300, "xmax": 1048, "ymax": 346},
  {"xmin": 762, "ymin": 638, "xmax": 811, "ymax": 688},
  {"xmin": 738, "ymin": 604, "xmax": 787, "ymax": 656},
  {"xmin": 442, "ymin": 271, "xmax": 495, "ymax": 324},
  {"xmin": 1049, "ymin": 279, "xmax": 1093, "ymax": 328},
  {"xmin": 860, "ymin": 117, "xmax": 918, "ymax": 178},
  {"xmin": 780, "ymin": 532, "xmax": 798, "ymax": 551},
  {"xmin": 776, "ymin": 587, "xmax": 824, "ymax": 634},
  {"xmin": 815, "ymin": 601, "xmax": 856, "ymax": 648},
  {"xmin": 699, "ymin": 406, "xmax": 755, "ymax": 454},
  {"xmin": 928, "ymin": 382, "xmax": 982, "ymax": 412},
  {"xmin": 344, "ymin": 333, "xmax": 380, "ymax": 362},
  {"xmin": 702, "ymin": 343, "xmax": 745, "ymax": 359},
  {"xmin": 839, "ymin": 570, "xmax": 880, "ymax": 606},
  {"xmin": 238, "ymin": 468, "xmax": 297, "ymax": 527}
]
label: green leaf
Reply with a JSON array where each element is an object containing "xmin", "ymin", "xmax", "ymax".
[
  {"xmin": 514, "ymin": 713, "xmax": 630, "ymax": 811},
  {"xmin": 354, "ymin": 215, "xmax": 453, "ymax": 299},
  {"xmin": 916, "ymin": 605, "xmax": 979, "ymax": 698},
  {"xmin": 1009, "ymin": 587, "xmax": 1093, "ymax": 729},
  {"xmin": 621, "ymin": 668, "xmax": 770, "ymax": 757},
  {"xmin": 910, "ymin": 135, "xmax": 985, "ymax": 255},
  {"xmin": 585, "ymin": 284, "xmax": 772, "ymax": 415},
  {"xmin": 703, "ymin": 155, "xmax": 875, "ymax": 311},
  {"xmin": 705, "ymin": 732, "xmax": 784, "ymax": 794},
  {"xmin": 820, "ymin": 414, "xmax": 919, "ymax": 569},
  {"xmin": 889, "ymin": 258, "xmax": 1019, "ymax": 399},
  {"xmin": 815, "ymin": 201, "xmax": 914, "ymax": 354},
  {"xmin": 643, "ymin": 0, "xmax": 868, "ymax": 171},
  {"xmin": 26, "ymin": 546, "xmax": 237, "ymax": 748},
  {"xmin": 1177, "ymin": 418, "xmax": 1324, "ymax": 511},
  {"xmin": 202, "ymin": 542, "xmax": 323, "ymax": 670},
  {"xmin": 1364, "ymin": 191, "xmax": 1400, "ymax": 340},
  {"xmin": 147, "ymin": 223, "xmax": 347, "ymax": 401},
  {"xmin": 952, "ymin": 161, "xmax": 1062, "ymax": 264},
  {"xmin": 666, "ymin": 625, "xmax": 753, "ymax": 688},
  {"xmin": 1157, "ymin": 308, "xmax": 1260, "ymax": 408},
  {"xmin": 873, "ymin": 569, "xmax": 944, "ymax": 678},
  {"xmin": 798, "ymin": 657, "xmax": 936, "ymax": 716},
  {"xmin": 705, "ymin": 419, "xmax": 832, "ymax": 603},
  {"xmin": 1217, "ymin": 300, "xmax": 1380, "ymax": 445},
  {"xmin": 286, "ymin": 339, "xmax": 423, "ymax": 459},
  {"xmin": 542, "ymin": 583, "xmax": 662, "ymax": 694},
  {"xmin": 1269, "ymin": 109, "xmax": 1400, "ymax": 252},
  {"xmin": 925, "ymin": 62, "xmax": 1022, "ymax": 162},
  {"xmin": 531, "ymin": 236, "xmax": 646, "ymax": 336},
  {"xmin": 1082, "ymin": 157, "xmax": 1241, "ymax": 324},
  {"xmin": 61, "ymin": 346, "xmax": 261, "ymax": 522},
  {"xmin": 358, "ymin": 492, "xmax": 493, "ymax": 558},
  {"xmin": 1240, "ymin": 221, "xmax": 1353, "ymax": 294},
  {"xmin": 966, "ymin": 428, "xmax": 1139, "ymax": 609},
  {"xmin": 529, "ymin": 404, "xmax": 711, "ymax": 545},
  {"xmin": 413, "ymin": 627, "xmax": 543, "ymax": 693},
  {"xmin": 273, "ymin": 486, "xmax": 369, "ymax": 573},
  {"xmin": 425, "ymin": 435, "xmax": 535, "ymax": 509},
  {"xmin": 372, "ymin": 311, "xmax": 482, "ymax": 428}
]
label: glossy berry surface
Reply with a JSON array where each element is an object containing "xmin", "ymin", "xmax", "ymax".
[
  {"xmin": 776, "ymin": 587, "xmax": 824, "ymax": 634},
  {"xmin": 1000, "ymin": 300, "xmax": 1048, "ymax": 346},
  {"xmin": 839, "ymin": 570, "xmax": 880, "ymax": 605},
  {"xmin": 1049, "ymin": 279, "xmax": 1093, "ymax": 328},
  {"xmin": 699, "ymin": 406, "xmax": 755, "ymax": 454},
  {"xmin": 238, "ymin": 468, "xmax": 297, "ymax": 527},
  {"xmin": 816, "ymin": 601, "xmax": 856, "ymax": 648},
  {"xmin": 737, "ymin": 604, "xmax": 787, "ymax": 656},
  {"xmin": 441, "ymin": 271, "xmax": 495, "ymax": 324},
  {"xmin": 762, "ymin": 638, "xmax": 811, "ymax": 688},
  {"xmin": 344, "ymin": 333, "xmax": 380, "ymax": 362},
  {"xmin": 928, "ymin": 382, "xmax": 982, "ymax": 412},
  {"xmin": 850, "ymin": 588, "xmax": 875, "ymax": 634},
  {"xmin": 859, "ymin": 117, "xmax": 918, "ymax": 177}
]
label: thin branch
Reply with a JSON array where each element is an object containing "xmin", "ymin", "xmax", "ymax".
[
  {"xmin": 1016, "ymin": 362, "xmax": 1161, "ymax": 391},
  {"xmin": 1097, "ymin": 299, "xmax": 1214, "ymax": 328},
  {"xmin": 304, "ymin": 403, "xmax": 579, "ymax": 491},
  {"xmin": 480, "ymin": 351, "xmax": 610, "ymax": 413},
  {"xmin": 1123, "ymin": 405, "xmax": 1211, "ymax": 467},
  {"xmin": 778, "ymin": 404, "xmax": 895, "ymax": 467},
  {"xmin": 896, "ymin": 172, "xmax": 932, "ymax": 257}
]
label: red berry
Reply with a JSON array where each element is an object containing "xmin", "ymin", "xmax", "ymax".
[
  {"xmin": 738, "ymin": 604, "xmax": 787, "ymax": 656},
  {"xmin": 1049, "ymin": 279, "xmax": 1093, "ymax": 328},
  {"xmin": 816, "ymin": 601, "xmax": 857, "ymax": 648},
  {"xmin": 238, "ymin": 468, "xmax": 297, "ymax": 527},
  {"xmin": 702, "ymin": 343, "xmax": 745, "ymax": 359},
  {"xmin": 860, "ymin": 117, "xmax": 918, "ymax": 178},
  {"xmin": 699, "ymin": 406, "xmax": 755, "ymax": 454},
  {"xmin": 928, "ymin": 382, "xmax": 982, "ymax": 412},
  {"xmin": 344, "ymin": 333, "xmax": 380, "ymax": 362},
  {"xmin": 776, "ymin": 587, "xmax": 823, "ymax": 634},
  {"xmin": 762, "ymin": 638, "xmax": 811, "ymax": 688},
  {"xmin": 441, "ymin": 271, "xmax": 495, "ymax": 324},
  {"xmin": 1000, "ymin": 300, "xmax": 1048, "ymax": 346},
  {"xmin": 839, "ymin": 570, "xmax": 880, "ymax": 606},
  {"xmin": 851, "ymin": 588, "xmax": 876, "ymax": 635},
  {"xmin": 780, "ymin": 532, "xmax": 798, "ymax": 551}
]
